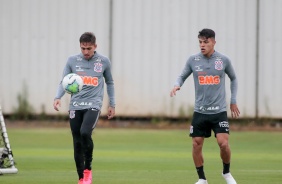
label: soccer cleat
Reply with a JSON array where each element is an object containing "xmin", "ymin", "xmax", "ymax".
[
  {"xmin": 78, "ymin": 178, "xmax": 84, "ymax": 184},
  {"xmin": 195, "ymin": 179, "xmax": 208, "ymax": 184},
  {"xmin": 83, "ymin": 169, "xmax": 92, "ymax": 184},
  {"xmin": 222, "ymin": 173, "xmax": 237, "ymax": 184}
]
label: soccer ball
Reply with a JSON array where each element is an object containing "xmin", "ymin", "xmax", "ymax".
[{"xmin": 62, "ymin": 73, "xmax": 84, "ymax": 94}]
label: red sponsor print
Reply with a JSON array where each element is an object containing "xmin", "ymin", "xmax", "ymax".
[
  {"xmin": 198, "ymin": 75, "xmax": 220, "ymax": 85},
  {"xmin": 82, "ymin": 76, "xmax": 98, "ymax": 86},
  {"xmin": 198, "ymin": 71, "xmax": 207, "ymax": 75}
]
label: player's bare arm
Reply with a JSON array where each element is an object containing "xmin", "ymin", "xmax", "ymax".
[
  {"xmin": 170, "ymin": 86, "xmax": 181, "ymax": 97},
  {"xmin": 230, "ymin": 104, "xmax": 240, "ymax": 118}
]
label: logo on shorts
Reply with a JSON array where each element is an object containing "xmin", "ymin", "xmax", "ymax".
[
  {"xmin": 219, "ymin": 121, "xmax": 229, "ymax": 128},
  {"xmin": 69, "ymin": 110, "xmax": 75, "ymax": 119},
  {"xmin": 190, "ymin": 126, "xmax": 193, "ymax": 134}
]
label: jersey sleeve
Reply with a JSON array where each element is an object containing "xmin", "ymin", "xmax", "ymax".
[
  {"xmin": 174, "ymin": 57, "xmax": 193, "ymax": 87},
  {"xmin": 225, "ymin": 57, "xmax": 238, "ymax": 104},
  {"xmin": 103, "ymin": 58, "xmax": 115, "ymax": 107},
  {"xmin": 54, "ymin": 58, "xmax": 72, "ymax": 99}
]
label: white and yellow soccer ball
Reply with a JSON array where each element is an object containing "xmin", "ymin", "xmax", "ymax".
[{"xmin": 62, "ymin": 73, "xmax": 84, "ymax": 94}]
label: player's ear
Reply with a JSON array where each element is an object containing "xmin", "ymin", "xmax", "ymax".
[{"xmin": 212, "ymin": 39, "xmax": 216, "ymax": 45}]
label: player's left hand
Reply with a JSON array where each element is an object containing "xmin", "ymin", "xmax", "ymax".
[
  {"xmin": 53, "ymin": 99, "xmax": 61, "ymax": 111},
  {"xmin": 170, "ymin": 86, "xmax": 181, "ymax": 97},
  {"xmin": 107, "ymin": 106, "xmax": 115, "ymax": 119},
  {"xmin": 230, "ymin": 104, "xmax": 240, "ymax": 118}
]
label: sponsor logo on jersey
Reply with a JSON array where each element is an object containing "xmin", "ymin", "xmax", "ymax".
[
  {"xmin": 73, "ymin": 101, "xmax": 93, "ymax": 107},
  {"xmin": 195, "ymin": 65, "xmax": 203, "ymax": 71},
  {"xmin": 198, "ymin": 75, "xmax": 220, "ymax": 85},
  {"xmin": 215, "ymin": 60, "xmax": 223, "ymax": 70},
  {"xmin": 194, "ymin": 56, "xmax": 201, "ymax": 61},
  {"xmin": 198, "ymin": 71, "xmax": 207, "ymax": 75},
  {"xmin": 219, "ymin": 121, "xmax": 229, "ymax": 128},
  {"xmin": 94, "ymin": 63, "xmax": 103, "ymax": 72},
  {"xmin": 199, "ymin": 105, "xmax": 219, "ymax": 112},
  {"xmin": 81, "ymin": 76, "xmax": 98, "ymax": 86},
  {"xmin": 76, "ymin": 57, "xmax": 83, "ymax": 61},
  {"xmin": 75, "ymin": 65, "xmax": 84, "ymax": 71},
  {"xmin": 96, "ymin": 57, "xmax": 102, "ymax": 62}
]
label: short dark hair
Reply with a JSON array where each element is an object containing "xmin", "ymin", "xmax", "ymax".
[
  {"xmin": 79, "ymin": 32, "xmax": 96, "ymax": 44},
  {"xmin": 198, "ymin": 29, "xmax": 215, "ymax": 39}
]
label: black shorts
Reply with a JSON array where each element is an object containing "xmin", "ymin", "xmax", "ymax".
[{"xmin": 190, "ymin": 111, "xmax": 229, "ymax": 138}]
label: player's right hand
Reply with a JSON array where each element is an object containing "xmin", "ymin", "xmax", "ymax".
[
  {"xmin": 230, "ymin": 104, "xmax": 240, "ymax": 118},
  {"xmin": 53, "ymin": 99, "xmax": 61, "ymax": 111},
  {"xmin": 107, "ymin": 106, "xmax": 115, "ymax": 119},
  {"xmin": 170, "ymin": 86, "xmax": 180, "ymax": 97}
]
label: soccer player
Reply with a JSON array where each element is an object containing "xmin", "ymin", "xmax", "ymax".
[
  {"xmin": 53, "ymin": 32, "xmax": 115, "ymax": 184},
  {"xmin": 170, "ymin": 28, "xmax": 240, "ymax": 184}
]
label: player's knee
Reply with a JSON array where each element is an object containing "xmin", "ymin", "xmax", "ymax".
[
  {"xmin": 74, "ymin": 140, "xmax": 82, "ymax": 151},
  {"xmin": 193, "ymin": 140, "xmax": 203, "ymax": 150},
  {"xmin": 218, "ymin": 141, "xmax": 229, "ymax": 151},
  {"xmin": 80, "ymin": 131, "xmax": 91, "ymax": 139}
]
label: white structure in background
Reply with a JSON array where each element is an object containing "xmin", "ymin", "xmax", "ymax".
[{"xmin": 0, "ymin": 0, "xmax": 281, "ymax": 118}]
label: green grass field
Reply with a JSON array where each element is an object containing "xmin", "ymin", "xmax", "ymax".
[{"xmin": 1, "ymin": 127, "xmax": 282, "ymax": 184}]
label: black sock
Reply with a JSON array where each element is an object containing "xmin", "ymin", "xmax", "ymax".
[
  {"xmin": 223, "ymin": 162, "xmax": 230, "ymax": 174},
  {"xmin": 84, "ymin": 165, "xmax": 92, "ymax": 170},
  {"xmin": 84, "ymin": 164, "xmax": 92, "ymax": 170},
  {"xmin": 196, "ymin": 166, "xmax": 206, "ymax": 180},
  {"xmin": 84, "ymin": 160, "xmax": 92, "ymax": 170}
]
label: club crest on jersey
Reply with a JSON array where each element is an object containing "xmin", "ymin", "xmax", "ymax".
[
  {"xmin": 94, "ymin": 63, "xmax": 103, "ymax": 72},
  {"xmin": 215, "ymin": 60, "xmax": 223, "ymax": 70}
]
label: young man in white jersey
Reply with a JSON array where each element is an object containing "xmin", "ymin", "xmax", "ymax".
[
  {"xmin": 170, "ymin": 28, "xmax": 240, "ymax": 184},
  {"xmin": 53, "ymin": 32, "xmax": 115, "ymax": 184}
]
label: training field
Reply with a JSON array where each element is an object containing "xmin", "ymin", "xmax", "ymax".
[{"xmin": 1, "ymin": 126, "xmax": 282, "ymax": 184}]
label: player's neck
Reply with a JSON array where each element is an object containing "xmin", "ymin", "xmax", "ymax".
[{"xmin": 204, "ymin": 50, "xmax": 215, "ymax": 58}]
